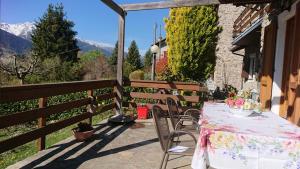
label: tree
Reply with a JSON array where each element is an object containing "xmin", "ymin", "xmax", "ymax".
[
  {"xmin": 80, "ymin": 50, "xmax": 113, "ymax": 80},
  {"xmin": 126, "ymin": 40, "xmax": 142, "ymax": 71},
  {"xmin": 143, "ymin": 49, "xmax": 152, "ymax": 69},
  {"xmin": 31, "ymin": 3, "xmax": 78, "ymax": 62},
  {"xmin": 108, "ymin": 41, "xmax": 118, "ymax": 66},
  {"xmin": 0, "ymin": 54, "xmax": 37, "ymax": 85},
  {"xmin": 164, "ymin": 6, "xmax": 221, "ymax": 81}
]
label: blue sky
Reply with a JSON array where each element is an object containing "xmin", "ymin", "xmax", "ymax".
[{"xmin": 0, "ymin": 0, "xmax": 168, "ymax": 55}]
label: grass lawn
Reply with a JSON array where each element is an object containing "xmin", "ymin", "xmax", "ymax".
[{"xmin": 0, "ymin": 111, "xmax": 114, "ymax": 169}]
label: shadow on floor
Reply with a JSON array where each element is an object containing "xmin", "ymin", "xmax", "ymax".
[{"xmin": 19, "ymin": 122, "xmax": 158, "ymax": 169}]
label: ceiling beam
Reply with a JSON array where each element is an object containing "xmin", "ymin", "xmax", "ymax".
[
  {"xmin": 121, "ymin": 0, "xmax": 221, "ymax": 11},
  {"xmin": 101, "ymin": 0, "xmax": 125, "ymax": 16}
]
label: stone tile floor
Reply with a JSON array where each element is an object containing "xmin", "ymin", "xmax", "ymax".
[{"xmin": 7, "ymin": 119, "xmax": 205, "ymax": 169}]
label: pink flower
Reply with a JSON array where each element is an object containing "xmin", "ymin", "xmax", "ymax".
[
  {"xmin": 226, "ymin": 98, "xmax": 235, "ymax": 107},
  {"xmin": 235, "ymin": 98, "xmax": 244, "ymax": 107}
]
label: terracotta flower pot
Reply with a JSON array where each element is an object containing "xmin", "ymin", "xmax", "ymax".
[{"xmin": 72, "ymin": 128, "xmax": 94, "ymax": 141}]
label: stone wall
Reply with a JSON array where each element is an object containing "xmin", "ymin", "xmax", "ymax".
[{"xmin": 214, "ymin": 4, "xmax": 245, "ymax": 90}]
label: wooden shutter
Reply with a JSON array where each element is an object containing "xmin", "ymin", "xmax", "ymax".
[
  {"xmin": 279, "ymin": 17, "xmax": 295, "ymax": 118},
  {"xmin": 289, "ymin": 2, "xmax": 300, "ymax": 126},
  {"xmin": 260, "ymin": 21, "xmax": 277, "ymax": 110}
]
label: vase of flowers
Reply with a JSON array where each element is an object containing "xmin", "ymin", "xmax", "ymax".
[{"xmin": 225, "ymin": 90, "xmax": 261, "ymax": 116}]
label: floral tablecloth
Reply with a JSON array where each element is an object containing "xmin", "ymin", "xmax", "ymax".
[{"xmin": 191, "ymin": 102, "xmax": 300, "ymax": 169}]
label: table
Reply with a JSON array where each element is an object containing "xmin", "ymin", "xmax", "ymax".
[{"xmin": 191, "ymin": 102, "xmax": 300, "ymax": 169}]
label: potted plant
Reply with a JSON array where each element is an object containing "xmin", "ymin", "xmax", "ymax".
[
  {"xmin": 72, "ymin": 122, "xmax": 94, "ymax": 141},
  {"xmin": 137, "ymin": 101, "xmax": 149, "ymax": 119}
]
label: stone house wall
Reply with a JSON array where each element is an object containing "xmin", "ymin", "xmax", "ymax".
[{"xmin": 214, "ymin": 4, "xmax": 245, "ymax": 90}]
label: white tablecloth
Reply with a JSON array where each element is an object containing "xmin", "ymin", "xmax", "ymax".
[{"xmin": 191, "ymin": 102, "xmax": 300, "ymax": 169}]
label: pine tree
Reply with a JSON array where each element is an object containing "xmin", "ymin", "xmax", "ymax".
[
  {"xmin": 126, "ymin": 40, "xmax": 142, "ymax": 70},
  {"xmin": 143, "ymin": 49, "xmax": 152, "ymax": 68},
  {"xmin": 31, "ymin": 3, "xmax": 79, "ymax": 62},
  {"xmin": 108, "ymin": 41, "xmax": 118, "ymax": 65},
  {"xmin": 165, "ymin": 6, "xmax": 221, "ymax": 81}
]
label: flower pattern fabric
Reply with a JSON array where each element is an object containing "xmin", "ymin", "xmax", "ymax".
[{"xmin": 192, "ymin": 102, "xmax": 300, "ymax": 169}]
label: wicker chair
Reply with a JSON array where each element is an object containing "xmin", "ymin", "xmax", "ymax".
[
  {"xmin": 166, "ymin": 97, "xmax": 201, "ymax": 131},
  {"xmin": 152, "ymin": 105, "xmax": 197, "ymax": 169}
]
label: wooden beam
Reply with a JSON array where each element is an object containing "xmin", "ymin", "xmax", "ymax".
[
  {"xmin": 101, "ymin": 0, "xmax": 125, "ymax": 16},
  {"xmin": 121, "ymin": 0, "xmax": 220, "ymax": 11},
  {"xmin": 115, "ymin": 14, "xmax": 125, "ymax": 115}
]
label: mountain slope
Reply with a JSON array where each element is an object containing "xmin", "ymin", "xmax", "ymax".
[
  {"xmin": 0, "ymin": 29, "xmax": 32, "ymax": 55},
  {"xmin": 0, "ymin": 22, "xmax": 113, "ymax": 56}
]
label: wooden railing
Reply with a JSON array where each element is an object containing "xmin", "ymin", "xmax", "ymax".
[
  {"xmin": 124, "ymin": 80, "xmax": 208, "ymax": 111},
  {"xmin": 233, "ymin": 4, "xmax": 270, "ymax": 38},
  {"xmin": 0, "ymin": 79, "xmax": 207, "ymax": 154},
  {"xmin": 0, "ymin": 80, "xmax": 117, "ymax": 154}
]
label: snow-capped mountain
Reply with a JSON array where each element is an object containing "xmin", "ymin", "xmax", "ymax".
[
  {"xmin": 0, "ymin": 22, "xmax": 35, "ymax": 40},
  {"xmin": 0, "ymin": 22, "xmax": 114, "ymax": 56}
]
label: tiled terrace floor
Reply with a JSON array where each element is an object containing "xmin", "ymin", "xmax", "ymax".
[{"xmin": 7, "ymin": 119, "xmax": 198, "ymax": 169}]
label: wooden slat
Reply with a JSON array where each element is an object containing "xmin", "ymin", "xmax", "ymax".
[
  {"xmin": 130, "ymin": 92, "xmax": 200, "ymax": 103},
  {"xmin": 234, "ymin": 5, "xmax": 252, "ymax": 25},
  {"xmin": 96, "ymin": 93, "xmax": 116, "ymax": 102},
  {"xmin": 94, "ymin": 103, "xmax": 116, "ymax": 116},
  {"xmin": 126, "ymin": 80, "xmax": 207, "ymax": 92},
  {"xmin": 0, "ymin": 113, "xmax": 90, "ymax": 154},
  {"xmin": 124, "ymin": 101, "xmax": 199, "ymax": 112},
  {"xmin": 121, "ymin": 0, "xmax": 220, "ymax": 11},
  {"xmin": 0, "ymin": 80, "xmax": 116, "ymax": 103},
  {"xmin": 237, "ymin": 6, "xmax": 262, "ymax": 32},
  {"xmin": 0, "ymin": 98, "xmax": 91, "ymax": 129}
]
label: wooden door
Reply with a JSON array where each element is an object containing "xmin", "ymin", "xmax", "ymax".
[
  {"xmin": 260, "ymin": 22, "xmax": 277, "ymax": 110},
  {"xmin": 280, "ymin": 2, "xmax": 300, "ymax": 126}
]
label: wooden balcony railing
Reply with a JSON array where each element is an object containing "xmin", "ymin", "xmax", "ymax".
[
  {"xmin": 0, "ymin": 80, "xmax": 117, "ymax": 154},
  {"xmin": 0, "ymin": 80, "xmax": 208, "ymax": 154},
  {"xmin": 233, "ymin": 4, "xmax": 270, "ymax": 38},
  {"xmin": 124, "ymin": 80, "xmax": 208, "ymax": 111}
]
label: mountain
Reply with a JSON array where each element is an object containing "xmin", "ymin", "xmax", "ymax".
[
  {"xmin": 0, "ymin": 29, "xmax": 32, "ymax": 55},
  {"xmin": 0, "ymin": 22, "xmax": 113, "ymax": 56},
  {"xmin": 77, "ymin": 39, "xmax": 113, "ymax": 56},
  {"xmin": 0, "ymin": 22, "xmax": 35, "ymax": 40}
]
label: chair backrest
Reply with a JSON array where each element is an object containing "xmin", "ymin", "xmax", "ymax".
[
  {"xmin": 152, "ymin": 105, "xmax": 170, "ymax": 152},
  {"xmin": 166, "ymin": 97, "xmax": 180, "ymax": 129}
]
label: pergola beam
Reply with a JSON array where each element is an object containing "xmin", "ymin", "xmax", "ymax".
[
  {"xmin": 101, "ymin": 0, "xmax": 125, "ymax": 16},
  {"xmin": 121, "ymin": 0, "xmax": 220, "ymax": 11}
]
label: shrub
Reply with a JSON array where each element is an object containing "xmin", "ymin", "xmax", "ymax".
[{"xmin": 129, "ymin": 70, "xmax": 144, "ymax": 80}]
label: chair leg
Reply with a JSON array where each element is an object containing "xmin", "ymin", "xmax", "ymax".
[
  {"xmin": 159, "ymin": 152, "xmax": 167, "ymax": 169},
  {"xmin": 163, "ymin": 153, "xmax": 170, "ymax": 169}
]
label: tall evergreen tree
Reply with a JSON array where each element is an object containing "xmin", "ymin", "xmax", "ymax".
[
  {"xmin": 108, "ymin": 41, "xmax": 118, "ymax": 65},
  {"xmin": 143, "ymin": 49, "xmax": 152, "ymax": 68},
  {"xmin": 31, "ymin": 3, "xmax": 79, "ymax": 62},
  {"xmin": 165, "ymin": 6, "xmax": 221, "ymax": 81},
  {"xmin": 126, "ymin": 40, "xmax": 142, "ymax": 70}
]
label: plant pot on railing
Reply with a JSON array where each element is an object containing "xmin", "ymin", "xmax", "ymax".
[
  {"xmin": 137, "ymin": 105, "xmax": 149, "ymax": 119},
  {"xmin": 72, "ymin": 122, "xmax": 94, "ymax": 141}
]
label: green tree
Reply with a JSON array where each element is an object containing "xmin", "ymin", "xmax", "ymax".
[
  {"xmin": 164, "ymin": 6, "xmax": 221, "ymax": 81},
  {"xmin": 31, "ymin": 3, "xmax": 79, "ymax": 62},
  {"xmin": 108, "ymin": 41, "xmax": 118, "ymax": 66},
  {"xmin": 126, "ymin": 40, "xmax": 142, "ymax": 70},
  {"xmin": 80, "ymin": 50, "xmax": 103, "ymax": 62},
  {"xmin": 143, "ymin": 49, "xmax": 152, "ymax": 68}
]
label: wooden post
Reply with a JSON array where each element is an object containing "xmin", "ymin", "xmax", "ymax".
[
  {"xmin": 37, "ymin": 97, "xmax": 47, "ymax": 151},
  {"xmin": 192, "ymin": 90, "xmax": 197, "ymax": 106},
  {"xmin": 115, "ymin": 13, "xmax": 126, "ymax": 115},
  {"xmin": 87, "ymin": 90, "xmax": 94, "ymax": 125}
]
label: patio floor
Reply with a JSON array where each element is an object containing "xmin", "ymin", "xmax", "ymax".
[{"xmin": 7, "ymin": 119, "xmax": 199, "ymax": 169}]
